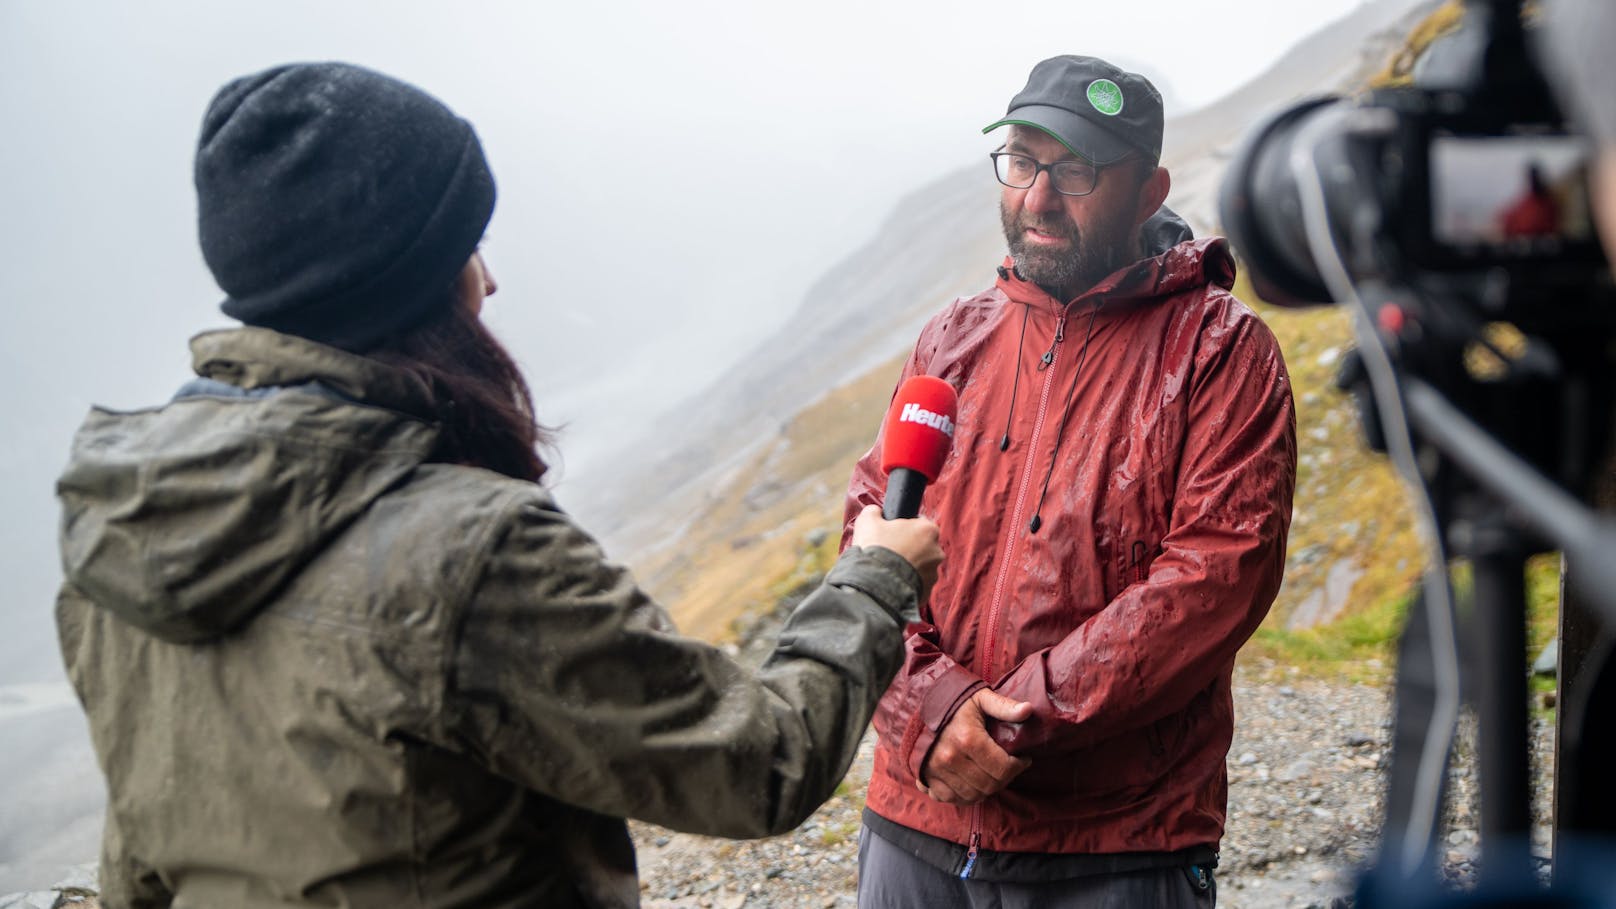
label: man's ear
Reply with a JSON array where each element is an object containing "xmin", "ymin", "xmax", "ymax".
[{"xmin": 1134, "ymin": 166, "xmax": 1172, "ymax": 227}]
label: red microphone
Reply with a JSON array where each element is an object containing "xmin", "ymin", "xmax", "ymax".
[{"xmin": 879, "ymin": 375, "xmax": 959, "ymax": 519}]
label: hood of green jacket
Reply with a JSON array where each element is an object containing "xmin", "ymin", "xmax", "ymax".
[{"xmin": 57, "ymin": 328, "xmax": 442, "ymax": 643}]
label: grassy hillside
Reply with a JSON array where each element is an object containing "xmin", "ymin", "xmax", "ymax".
[
  {"xmin": 1235, "ymin": 285, "xmax": 1423, "ymax": 676},
  {"xmin": 1369, "ymin": 0, "xmax": 1464, "ymax": 87},
  {"xmin": 1239, "ymin": 0, "xmax": 1564, "ymax": 680},
  {"xmin": 627, "ymin": 0, "xmax": 1567, "ymax": 683},
  {"xmin": 633, "ymin": 273, "xmax": 1429, "ymax": 675},
  {"xmin": 634, "ymin": 266, "xmax": 1560, "ymax": 681},
  {"xmin": 623, "ymin": 352, "xmax": 905, "ymax": 641}
]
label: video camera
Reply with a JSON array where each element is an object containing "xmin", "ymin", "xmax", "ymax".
[
  {"xmin": 1217, "ymin": 0, "xmax": 1616, "ymax": 904},
  {"xmin": 1219, "ymin": 0, "xmax": 1611, "ymax": 285},
  {"xmin": 1223, "ymin": 90, "xmax": 1606, "ymax": 310}
]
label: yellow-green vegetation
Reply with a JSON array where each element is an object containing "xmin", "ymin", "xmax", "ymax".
[
  {"xmin": 649, "ymin": 265, "xmax": 1559, "ymax": 683},
  {"xmin": 648, "ymin": 268, "xmax": 1438, "ymax": 678},
  {"xmin": 1233, "ymin": 271, "xmax": 1426, "ymax": 679},
  {"xmin": 1528, "ymin": 557, "xmax": 1561, "ymax": 705},
  {"xmin": 645, "ymin": 264, "xmax": 1439, "ymax": 681},
  {"xmin": 819, "ymin": 779, "xmax": 867, "ymax": 846},
  {"xmin": 645, "ymin": 0, "xmax": 1572, "ymax": 676},
  {"xmin": 1230, "ymin": 0, "xmax": 1568, "ymax": 678},
  {"xmin": 1368, "ymin": 1, "xmax": 1546, "ymax": 91},
  {"xmin": 1461, "ymin": 554, "xmax": 1563, "ymax": 702},
  {"xmin": 820, "ymin": 819, "xmax": 862, "ymax": 848},
  {"xmin": 1370, "ymin": 1, "xmax": 1465, "ymax": 88},
  {"xmin": 1230, "ymin": 262, "xmax": 1566, "ymax": 681},
  {"xmin": 1245, "ymin": 554, "xmax": 1562, "ymax": 686},
  {"xmin": 1249, "ymin": 588, "xmax": 1404, "ymax": 684},
  {"xmin": 1524, "ymin": 554, "xmax": 1560, "ymax": 670},
  {"xmin": 648, "ymin": 274, "xmax": 1556, "ymax": 683},
  {"xmin": 633, "ymin": 352, "xmax": 907, "ymax": 643}
]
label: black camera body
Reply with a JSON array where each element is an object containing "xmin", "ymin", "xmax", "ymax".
[
  {"xmin": 1219, "ymin": 7, "xmax": 1616, "ymax": 494},
  {"xmin": 1221, "ymin": 84, "xmax": 1612, "ymax": 332}
]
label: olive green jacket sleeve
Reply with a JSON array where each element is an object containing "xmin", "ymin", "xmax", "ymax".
[{"xmin": 446, "ymin": 494, "xmax": 921, "ymax": 839}]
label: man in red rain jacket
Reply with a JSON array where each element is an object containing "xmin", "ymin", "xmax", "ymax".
[{"xmin": 843, "ymin": 55, "xmax": 1297, "ymax": 907}]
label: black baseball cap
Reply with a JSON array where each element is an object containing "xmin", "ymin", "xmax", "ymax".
[{"xmin": 983, "ymin": 55, "xmax": 1164, "ymax": 165}]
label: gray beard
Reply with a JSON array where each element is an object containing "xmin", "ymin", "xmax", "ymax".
[{"xmin": 1001, "ymin": 199, "xmax": 1136, "ymax": 302}]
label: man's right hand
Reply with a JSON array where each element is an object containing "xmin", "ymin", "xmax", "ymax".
[
  {"xmin": 919, "ymin": 689, "xmax": 1033, "ymax": 805},
  {"xmin": 848, "ymin": 504, "xmax": 942, "ymax": 598}
]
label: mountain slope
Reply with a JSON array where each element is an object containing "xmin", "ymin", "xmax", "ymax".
[{"xmin": 579, "ymin": 0, "xmax": 1444, "ymax": 642}]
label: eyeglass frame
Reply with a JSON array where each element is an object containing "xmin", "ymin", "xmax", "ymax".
[{"xmin": 988, "ymin": 146, "xmax": 1143, "ymax": 197}]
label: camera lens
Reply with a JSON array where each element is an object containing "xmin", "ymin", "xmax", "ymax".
[{"xmin": 1219, "ymin": 96, "xmax": 1355, "ymax": 307}]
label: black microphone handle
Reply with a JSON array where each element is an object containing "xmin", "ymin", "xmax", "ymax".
[{"xmin": 882, "ymin": 468, "xmax": 928, "ymax": 520}]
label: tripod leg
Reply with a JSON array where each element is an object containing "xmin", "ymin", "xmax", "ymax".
[
  {"xmin": 1470, "ymin": 547, "xmax": 1534, "ymax": 886},
  {"xmin": 1553, "ymin": 553, "xmax": 1616, "ymax": 880},
  {"xmin": 1379, "ymin": 588, "xmax": 1458, "ymax": 877}
]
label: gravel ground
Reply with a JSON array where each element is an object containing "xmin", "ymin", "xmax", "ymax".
[{"xmin": 628, "ymin": 601, "xmax": 1557, "ymax": 909}]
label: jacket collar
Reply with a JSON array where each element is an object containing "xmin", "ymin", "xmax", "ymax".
[
  {"xmin": 189, "ymin": 327, "xmax": 437, "ymax": 420},
  {"xmin": 995, "ymin": 237, "xmax": 1236, "ymax": 318}
]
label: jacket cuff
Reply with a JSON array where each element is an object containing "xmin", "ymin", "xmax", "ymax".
[
  {"xmin": 904, "ymin": 664, "xmax": 987, "ymax": 782},
  {"xmin": 826, "ymin": 546, "xmax": 922, "ymax": 624}
]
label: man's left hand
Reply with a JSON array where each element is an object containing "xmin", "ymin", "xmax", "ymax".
[{"xmin": 918, "ymin": 689, "xmax": 1034, "ymax": 804}]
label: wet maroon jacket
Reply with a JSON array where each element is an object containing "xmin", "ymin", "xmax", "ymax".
[{"xmin": 842, "ymin": 237, "xmax": 1296, "ymax": 856}]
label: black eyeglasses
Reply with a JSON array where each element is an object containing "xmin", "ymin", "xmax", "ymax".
[{"xmin": 990, "ymin": 149, "xmax": 1131, "ymax": 197}]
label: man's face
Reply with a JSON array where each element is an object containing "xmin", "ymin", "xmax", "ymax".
[{"xmin": 999, "ymin": 126, "xmax": 1150, "ymax": 300}]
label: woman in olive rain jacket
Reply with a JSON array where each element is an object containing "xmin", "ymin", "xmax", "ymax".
[{"xmin": 55, "ymin": 62, "xmax": 940, "ymax": 909}]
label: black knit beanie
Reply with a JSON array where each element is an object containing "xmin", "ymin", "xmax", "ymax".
[{"xmin": 196, "ymin": 62, "xmax": 496, "ymax": 352}]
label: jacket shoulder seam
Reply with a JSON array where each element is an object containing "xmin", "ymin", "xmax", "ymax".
[{"xmin": 435, "ymin": 480, "xmax": 541, "ymax": 733}]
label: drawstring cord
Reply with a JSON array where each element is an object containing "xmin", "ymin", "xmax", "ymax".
[
  {"xmin": 999, "ymin": 303, "xmax": 1033, "ymax": 452},
  {"xmin": 1028, "ymin": 300, "xmax": 1102, "ymax": 534}
]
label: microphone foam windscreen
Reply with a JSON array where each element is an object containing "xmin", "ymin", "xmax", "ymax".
[{"xmin": 880, "ymin": 375, "xmax": 959, "ymax": 481}]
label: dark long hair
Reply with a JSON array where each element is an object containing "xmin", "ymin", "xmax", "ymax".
[{"xmin": 369, "ymin": 294, "xmax": 556, "ymax": 483}]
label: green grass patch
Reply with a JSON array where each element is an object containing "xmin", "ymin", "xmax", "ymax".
[
  {"xmin": 1244, "ymin": 554, "xmax": 1563, "ymax": 685},
  {"xmin": 1483, "ymin": 553, "xmax": 1562, "ymax": 719},
  {"xmin": 765, "ymin": 527, "xmax": 843, "ymax": 604},
  {"xmin": 1525, "ymin": 554, "xmax": 1561, "ymax": 665},
  {"xmin": 1247, "ymin": 587, "xmax": 1407, "ymax": 683},
  {"xmin": 1229, "ymin": 271, "xmax": 1426, "ymax": 643},
  {"xmin": 819, "ymin": 819, "xmax": 862, "ymax": 847}
]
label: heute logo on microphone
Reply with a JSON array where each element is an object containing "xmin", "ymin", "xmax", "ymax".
[{"xmin": 899, "ymin": 402, "xmax": 955, "ymax": 437}]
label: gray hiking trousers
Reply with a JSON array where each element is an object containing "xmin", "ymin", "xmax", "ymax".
[{"xmin": 857, "ymin": 825, "xmax": 1217, "ymax": 908}]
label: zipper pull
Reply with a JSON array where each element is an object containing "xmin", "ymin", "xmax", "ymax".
[
  {"xmin": 1037, "ymin": 315, "xmax": 1068, "ymax": 372},
  {"xmin": 959, "ymin": 831, "xmax": 981, "ymax": 879}
]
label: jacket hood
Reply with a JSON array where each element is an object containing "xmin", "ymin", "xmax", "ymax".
[
  {"xmin": 57, "ymin": 328, "xmax": 441, "ymax": 643},
  {"xmin": 997, "ymin": 205, "xmax": 1236, "ymax": 315}
]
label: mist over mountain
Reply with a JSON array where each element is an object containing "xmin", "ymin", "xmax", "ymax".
[{"xmin": 574, "ymin": 0, "xmax": 1441, "ymax": 562}]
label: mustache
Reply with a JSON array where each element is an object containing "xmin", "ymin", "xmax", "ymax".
[{"xmin": 1015, "ymin": 213, "xmax": 1077, "ymax": 241}]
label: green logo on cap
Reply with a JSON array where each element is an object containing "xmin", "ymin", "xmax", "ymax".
[{"xmin": 1087, "ymin": 79, "xmax": 1124, "ymax": 116}]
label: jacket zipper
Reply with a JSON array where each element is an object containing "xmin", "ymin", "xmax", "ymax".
[
  {"xmin": 1036, "ymin": 313, "xmax": 1066, "ymax": 370},
  {"xmin": 963, "ymin": 309, "xmax": 1067, "ymax": 876},
  {"xmin": 959, "ymin": 829, "xmax": 981, "ymax": 879}
]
